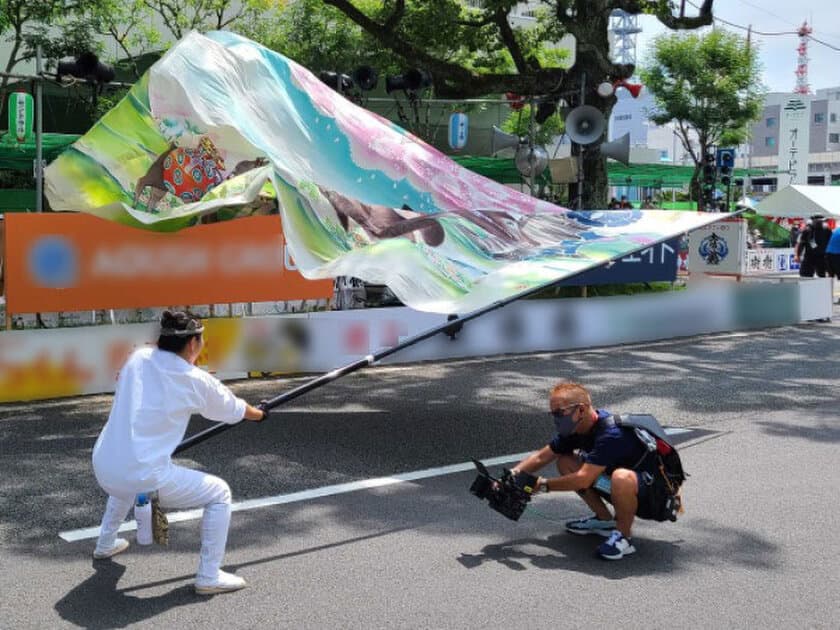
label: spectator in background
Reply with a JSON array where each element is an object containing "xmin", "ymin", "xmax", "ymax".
[
  {"xmin": 795, "ymin": 214, "xmax": 833, "ymax": 278},
  {"xmin": 789, "ymin": 222, "xmax": 802, "ymax": 248},
  {"xmin": 641, "ymin": 197, "xmax": 655, "ymax": 209},
  {"xmin": 825, "ymin": 224, "xmax": 840, "ymax": 303},
  {"xmin": 620, "ymin": 196, "xmax": 633, "ymax": 209},
  {"xmin": 747, "ymin": 229, "xmax": 764, "ymax": 250},
  {"xmin": 608, "ymin": 197, "xmax": 620, "ymax": 209}
]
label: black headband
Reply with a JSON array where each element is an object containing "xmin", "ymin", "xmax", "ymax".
[{"xmin": 159, "ymin": 320, "xmax": 204, "ymax": 337}]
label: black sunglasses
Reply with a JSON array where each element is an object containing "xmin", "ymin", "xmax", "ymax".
[{"xmin": 550, "ymin": 403, "xmax": 583, "ymax": 418}]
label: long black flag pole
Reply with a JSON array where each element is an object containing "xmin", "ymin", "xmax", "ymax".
[
  {"xmin": 174, "ymin": 263, "xmax": 602, "ymax": 455},
  {"xmin": 174, "ymin": 270, "xmax": 561, "ymax": 454},
  {"xmin": 174, "ymin": 210, "xmax": 742, "ymax": 455}
]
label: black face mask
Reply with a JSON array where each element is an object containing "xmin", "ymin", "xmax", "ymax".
[{"xmin": 552, "ymin": 411, "xmax": 577, "ymax": 438}]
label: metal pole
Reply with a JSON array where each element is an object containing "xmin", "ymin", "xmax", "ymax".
[
  {"xmin": 528, "ymin": 98, "xmax": 536, "ymax": 198},
  {"xmin": 35, "ymin": 47, "xmax": 43, "ymax": 212},
  {"xmin": 576, "ymin": 73, "xmax": 586, "ymax": 209}
]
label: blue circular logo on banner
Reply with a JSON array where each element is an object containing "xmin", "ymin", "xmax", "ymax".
[
  {"xmin": 698, "ymin": 232, "xmax": 729, "ymax": 265},
  {"xmin": 28, "ymin": 236, "xmax": 78, "ymax": 288}
]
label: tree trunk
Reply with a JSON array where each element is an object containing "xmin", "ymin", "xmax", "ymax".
[
  {"xmin": 690, "ymin": 171, "xmax": 701, "ymax": 210},
  {"xmin": 563, "ymin": 6, "xmax": 617, "ymax": 209}
]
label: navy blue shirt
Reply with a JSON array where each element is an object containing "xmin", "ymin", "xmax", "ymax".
[{"xmin": 549, "ymin": 409, "xmax": 654, "ymax": 474}]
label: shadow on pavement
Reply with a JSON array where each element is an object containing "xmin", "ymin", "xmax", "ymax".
[
  {"xmin": 54, "ymin": 527, "xmax": 408, "ymax": 629},
  {"xmin": 54, "ymin": 560, "xmax": 197, "ymax": 629},
  {"xmin": 455, "ymin": 518, "xmax": 780, "ymax": 579},
  {"xmin": 756, "ymin": 420, "xmax": 840, "ymax": 443}
]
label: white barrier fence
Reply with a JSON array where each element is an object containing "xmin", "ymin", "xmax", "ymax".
[{"xmin": 0, "ymin": 277, "xmax": 830, "ymax": 404}]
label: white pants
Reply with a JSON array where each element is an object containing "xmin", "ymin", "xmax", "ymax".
[{"xmin": 94, "ymin": 465, "xmax": 232, "ymax": 582}]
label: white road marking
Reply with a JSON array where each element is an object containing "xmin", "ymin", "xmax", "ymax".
[{"xmin": 59, "ymin": 427, "xmax": 693, "ymax": 542}]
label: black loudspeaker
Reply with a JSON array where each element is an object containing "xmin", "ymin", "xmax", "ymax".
[
  {"xmin": 352, "ymin": 65, "xmax": 378, "ymax": 91},
  {"xmin": 535, "ymin": 100, "xmax": 558, "ymax": 124},
  {"xmin": 385, "ymin": 68, "xmax": 432, "ymax": 94},
  {"xmin": 319, "ymin": 71, "xmax": 354, "ymax": 93},
  {"xmin": 56, "ymin": 52, "xmax": 115, "ymax": 83}
]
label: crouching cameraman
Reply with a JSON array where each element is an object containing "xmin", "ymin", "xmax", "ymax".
[{"xmin": 511, "ymin": 382, "xmax": 667, "ymax": 560}]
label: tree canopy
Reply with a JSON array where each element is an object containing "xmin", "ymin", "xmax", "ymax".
[
  {"xmin": 2, "ymin": 0, "xmax": 720, "ymax": 208},
  {"xmin": 639, "ymin": 29, "xmax": 763, "ymax": 206},
  {"xmin": 320, "ymin": 0, "xmax": 716, "ymax": 208}
]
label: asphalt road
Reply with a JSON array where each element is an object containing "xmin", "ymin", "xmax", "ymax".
[{"xmin": 1, "ymin": 312, "xmax": 839, "ymax": 629}]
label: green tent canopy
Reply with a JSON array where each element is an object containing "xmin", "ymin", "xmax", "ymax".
[
  {"xmin": 0, "ymin": 133, "xmax": 81, "ymax": 171},
  {"xmin": 605, "ymin": 162, "xmax": 770, "ymax": 188},
  {"xmin": 451, "ymin": 155, "xmax": 771, "ymax": 189},
  {"xmin": 451, "ymin": 155, "xmax": 552, "ymax": 186}
]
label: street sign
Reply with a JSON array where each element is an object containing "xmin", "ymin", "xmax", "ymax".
[{"xmin": 716, "ymin": 147, "xmax": 735, "ymax": 169}]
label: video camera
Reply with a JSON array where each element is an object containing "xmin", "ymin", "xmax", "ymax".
[{"xmin": 469, "ymin": 459, "xmax": 539, "ymax": 521}]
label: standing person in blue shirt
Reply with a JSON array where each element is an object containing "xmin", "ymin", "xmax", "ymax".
[
  {"xmin": 510, "ymin": 382, "xmax": 665, "ymax": 560},
  {"xmin": 92, "ymin": 311, "xmax": 268, "ymax": 594},
  {"xmin": 825, "ymin": 222, "xmax": 840, "ymax": 303}
]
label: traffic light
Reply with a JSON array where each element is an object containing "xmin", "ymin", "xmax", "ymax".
[{"xmin": 717, "ymin": 148, "xmax": 735, "ymax": 187}]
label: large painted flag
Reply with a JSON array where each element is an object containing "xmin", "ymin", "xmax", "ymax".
[{"xmin": 46, "ymin": 31, "xmax": 722, "ymax": 314}]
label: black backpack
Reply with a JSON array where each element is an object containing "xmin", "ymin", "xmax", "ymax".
[{"xmin": 609, "ymin": 413, "xmax": 687, "ymax": 521}]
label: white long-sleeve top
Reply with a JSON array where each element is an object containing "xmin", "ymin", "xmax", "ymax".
[{"xmin": 92, "ymin": 346, "xmax": 247, "ymax": 497}]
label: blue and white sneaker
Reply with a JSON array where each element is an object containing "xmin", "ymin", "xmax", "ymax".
[
  {"xmin": 564, "ymin": 515, "xmax": 616, "ymax": 537},
  {"xmin": 598, "ymin": 530, "xmax": 636, "ymax": 560}
]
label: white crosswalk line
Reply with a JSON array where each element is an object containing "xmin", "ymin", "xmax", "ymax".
[{"xmin": 59, "ymin": 427, "xmax": 693, "ymax": 542}]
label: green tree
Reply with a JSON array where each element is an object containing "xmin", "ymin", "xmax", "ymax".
[
  {"xmin": 85, "ymin": 0, "xmax": 272, "ymax": 79},
  {"xmin": 1, "ymin": 0, "xmax": 274, "ymax": 128},
  {"xmin": 318, "ymin": 0, "xmax": 715, "ymax": 208},
  {"xmin": 0, "ymin": 1, "xmax": 91, "ymax": 96},
  {"xmin": 139, "ymin": 0, "xmax": 271, "ymax": 41},
  {"xmin": 241, "ymin": 0, "xmax": 396, "ymax": 76},
  {"xmin": 501, "ymin": 104, "xmax": 564, "ymax": 146},
  {"xmin": 640, "ymin": 29, "xmax": 763, "ymax": 210}
]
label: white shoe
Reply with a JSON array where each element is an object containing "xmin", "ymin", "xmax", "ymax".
[
  {"xmin": 93, "ymin": 538, "xmax": 130, "ymax": 559},
  {"xmin": 195, "ymin": 570, "xmax": 248, "ymax": 595}
]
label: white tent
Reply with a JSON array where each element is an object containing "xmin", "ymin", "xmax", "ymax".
[{"xmin": 754, "ymin": 184, "xmax": 840, "ymax": 218}]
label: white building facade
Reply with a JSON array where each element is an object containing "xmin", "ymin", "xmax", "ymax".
[
  {"xmin": 744, "ymin": 88, "xmax": 840, "ymax": 192},
  {"xmin": 608, "ymin": 89, "xmax": 697, "ymax": 165}
]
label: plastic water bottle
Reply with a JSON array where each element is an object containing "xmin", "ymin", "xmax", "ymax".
[{"xmin": 135, "ymin": 493, "xmax": 153, "ymax": 545}]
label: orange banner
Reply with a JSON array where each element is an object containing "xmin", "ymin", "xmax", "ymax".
[{"xmin": 4, "ymin": 213, "xmax": 333, "ymax": 312}]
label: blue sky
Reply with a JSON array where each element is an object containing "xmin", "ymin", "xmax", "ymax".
[{"xmin": 635, "ymin": 0, "xmax": 840, "ymax": 94}]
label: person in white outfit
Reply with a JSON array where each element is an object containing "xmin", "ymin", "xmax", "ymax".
[{"xmin": 91, "ymin": 310, "xmax": 267, "ymax": 595}]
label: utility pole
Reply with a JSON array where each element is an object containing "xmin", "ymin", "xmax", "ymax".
[
  {"xmin": 528, "ymin": 98, "xmax": 536, "ymax": 198},
  {"xmin": 576, "ymin": 73, "xmax": 586, "ymax": 209},
  {"xmin": 35, "ymin": 46, "xmax": 44, "ymax": 212}
]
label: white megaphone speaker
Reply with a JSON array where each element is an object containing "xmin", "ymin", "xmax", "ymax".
[
  {"xmin": 565, "ymin": 105, "xmax": 606, "ymax": 145},
  {"xmin": 490, "ymin": 125, "xmax": 523, "ymax": 154},
  {"xmin": 599, "ymin": 132, "xmax": 631, "ymax": 165}
]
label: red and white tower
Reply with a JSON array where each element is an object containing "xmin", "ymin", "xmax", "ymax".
[{"xmin": 794, "ymin": 21, "xmax": 813, "ymax": 94}]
